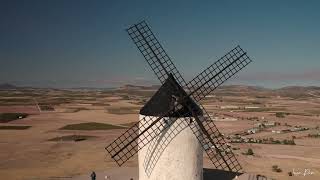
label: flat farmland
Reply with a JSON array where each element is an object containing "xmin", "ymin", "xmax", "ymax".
[
  {"xmin": 0, "ymin": 85, "xmax": 319, "ymax": 180},
  {"xmin": 0, "ymin": 105, "xmax": 39, "ymax": 114}
]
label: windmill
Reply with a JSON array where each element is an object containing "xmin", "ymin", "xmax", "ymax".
[{"xmin": 105, "ymin": 21, "xmax": 252, "ymax": 180}]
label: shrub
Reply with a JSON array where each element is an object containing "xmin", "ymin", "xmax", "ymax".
[
  {"xmin": 272, "ymin": 165, "xmax": 282, "ymax": 172},
  {"xmin": 39, "ymin": 105, "xmax": 55, "ymax": 111},
  {"xmin": 308, "ymin": 133, "xmax": 320, "ymax": 138},
  {"xmin": 121, "ymin": 95, "xmax": 130, "ymax": 100},
  {"xmin": 275, "ymin": 112, "xmax": 286, "ymax": 118},
  {"xmin": 283, "ymin": 139, "xmax": 295, "ymax": 145},
  {"xmin": 274, "ymin": 140, "xmax": 281, "ymax": 144},
  {"xmin": 243, "ymin": 148, "xmax": 254, "ymax": 155},
  {"xmin": 247, "ymin": 148, "xmax": 254, "ymax": 155}
]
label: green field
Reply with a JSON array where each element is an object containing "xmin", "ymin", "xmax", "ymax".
[
  {"xmin": 0, "ymin": 126, "xmax": 31, "ymax": 130},
  {"xmin": 48, "ymin": 135, "xmax": 97, "ymax": 141},
  {"xmin": 241, "ymin": 107, "xmax": 286, "ymax": 112},
  {"xmin": 0, "ymin": 113, "xmax": 28, "ymax": 123},
  {"xmin": 66, "ymin": 107, "xmax": 90, "ymax": 113},
  {"xmin": 60, "ymin": 122, "xmax": 126, "ymax": 130},
  {"xmin": 106, "ymin": 107, "xmax": 140, "ymax": 114},
  {"xmin": 120, "ymin": 121, "xmax": 138, "ymax": 127}
]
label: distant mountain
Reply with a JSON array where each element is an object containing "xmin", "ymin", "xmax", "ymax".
[{"xmin": 0, "ymin": 83, "xmax": 18, "ymax": 89}]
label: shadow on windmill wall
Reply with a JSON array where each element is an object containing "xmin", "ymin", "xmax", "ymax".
[
  {"xmin": 143, "ymin": 118, "xmax": 191, "ymax": 176},
  {"xmin": 203, "ymin": 168, "xmax": 242, "ymax": 180}
]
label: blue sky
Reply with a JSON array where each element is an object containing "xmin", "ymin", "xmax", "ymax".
[{"xmin": 1, "ymin": 0, "xmax": 319, "ymax": 88}]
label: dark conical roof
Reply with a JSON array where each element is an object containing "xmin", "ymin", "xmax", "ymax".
[{"xmin": 140, "ymin": 74, "xmax": 202, "ymax": 117}]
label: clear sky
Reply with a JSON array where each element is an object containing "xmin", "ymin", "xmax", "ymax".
[{"xmin": 1, "ymin": 0, "xmax": 319, "ymax": 88}]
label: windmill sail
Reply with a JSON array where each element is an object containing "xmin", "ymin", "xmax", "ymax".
[
  {"xmin": 187, "ymin": 45, "xmax": 251, "ymax": 102},
  {"xmin": 189, "ymin": 107, "xmax": 242, "ymax": 172},
  {"xmin": 126, "ymin": 21, "xmax": 250, "ymax": 172},
  {"xmin": 126, "ymin": 21, "xmax": 185, "ymax": 85},
  {"xmin": 106, "ymin": 110, "xmax": 174, "ymax": 166}
]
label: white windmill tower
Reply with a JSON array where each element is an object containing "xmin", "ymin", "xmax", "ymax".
[{"xmin": 138, "ymin": 74, "xmax": 203, "ymax": 180}]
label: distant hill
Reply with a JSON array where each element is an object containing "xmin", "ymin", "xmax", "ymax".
[
  {"xmin": 118, "ymin": 84, "xmax": 158, "ymax": 90},
  {"xmin": 0, "ymin": 83, "xmax": 18, "ymax": 90},
  {"xmin": 2, "ymin": 82, "xmax": 320, "ymax": 99},
  {"xmin": 216, "ymin": 85, "xmax": 269, "ymax": 92},
  {"xmin": 118, "ymin": 84, "xmax": 320, "ymax": 98},
  {"xmin": 274, "ymin": 86, "xmax": 320, "ymax": 98},
  {"xmin": 277, "ymin": 86, "xmax": 320, "ymax": 92},
  {"xmin": 215, "ymin": 85, "xmax": 320, "ymax": 98}
]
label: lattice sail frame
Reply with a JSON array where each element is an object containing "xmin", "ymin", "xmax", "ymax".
[
  {"xmin": 186, "ymin": 46, "xmax": 250, "ymax": 102},
  {"xmin": 126, "ymin": 21, "xmax": 251, "ymax": 171},
  {"xmin": 106, "ymin": 111, "xmax": 175, "ymax": 166},
  {"xmin": 106, "ymin": 20, "xmax": 252, "ymax": 173},
  {"xmin": 126, "ymin": 21, "xmax": 185, "ymax": 84}
]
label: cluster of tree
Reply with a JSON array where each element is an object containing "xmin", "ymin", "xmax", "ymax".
[
  {"xmin": 40, "ymin": 105, "xmax": 55, "ymax": 111},
  {"xmin": 281, "ymin": 139, "xmax": 296, "ymax": 145},
  {"xmin": 308, "ymin": 133, "xmax": 320, "ymax": 138},
  {"xmin": 232, "ymin": 137, "xmax": 296, "ymax": 145},
  {"xmin": 246, "ymin": 116, "xmax": 259, "ymax": 120},
  {"xmin": 275, "ymin": 112, "xmax": 289, "ymax": 118},
  {"xmin": 267, "ymin": 138, "xmax": 295, "ymax": 145}
]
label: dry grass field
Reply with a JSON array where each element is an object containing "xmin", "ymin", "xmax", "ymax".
[{"xmin": 0, "ymin": 85, "xmax": 319, "ymax": 180}]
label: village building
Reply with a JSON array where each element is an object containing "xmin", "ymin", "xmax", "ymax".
[{"xmin": 247, "ymin": 128, "xmax": 260, "ymax": 134}]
